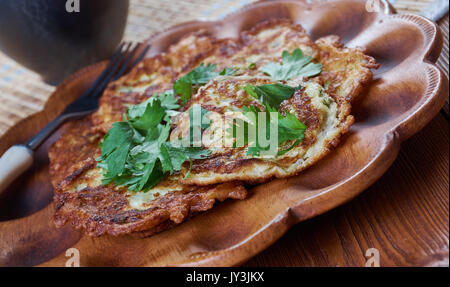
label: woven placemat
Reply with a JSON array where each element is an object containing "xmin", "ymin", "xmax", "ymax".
[{"xmin": 0, "ymin": 0, "xmax": 447, "ymax": 135}]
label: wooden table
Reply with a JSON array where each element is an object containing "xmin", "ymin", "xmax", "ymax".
[
  {"xmin": 244, "ymin": 113, "xmax": 449, "ymax": 267},
  {"xmin": 0, "ymin": 0, "xmax": 448, "ymax": 267}
]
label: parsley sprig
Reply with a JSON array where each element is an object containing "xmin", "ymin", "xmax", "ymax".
[
  {"xmin": 232, "ymin": 48, "xmax": 323, "ymax": 155},
  {"xmin": 245, "ymin": 83, "xmax": 298, "ymax": 109},
  {"xmin": 232, "ymin": 103, "xmax": 306, "ymax": 157},
  {"xmin": 174, "ymin": 63, "xmax": 237, "ymax": 104},
  {"xmin": 97, "ymin": 91, "xmax": 209, "ymax": 192},
  {"xmin": 261, "ymin": 48, "xmax": 322, "ymax": 81}
]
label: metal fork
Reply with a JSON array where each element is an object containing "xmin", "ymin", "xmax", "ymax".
[{"xmin": 0, "ymin": 42, "xmax": 151, "ymax": 194}]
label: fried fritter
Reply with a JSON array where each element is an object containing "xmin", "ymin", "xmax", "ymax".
[
  {"xmin": 178, "ymin": 34, "xmax": 378, "ymax": 185},
  {"xmin": 52, "ymin": 158, "xmax": 246, "ymax": 236},
  {"xmin": 49, "ymin": 118, "xmax": 246, "ymax": 236},
  {"xmin": 49, "ymin": 19, "xmax": 377, "ymax": 236}
]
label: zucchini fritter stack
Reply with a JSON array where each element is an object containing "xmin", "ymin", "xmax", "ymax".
[{"xmin": 49, "ymin": 19, "xmax": 377, "ymax": 236}]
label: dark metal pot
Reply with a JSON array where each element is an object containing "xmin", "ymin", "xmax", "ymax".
[{"xmin": 0, "ymin": 0, "xmax": 129, "ymax": 84}]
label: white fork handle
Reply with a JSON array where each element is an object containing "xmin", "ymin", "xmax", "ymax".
[{"xmin": 0, "ymin": 145, "xmax": 34, "ymax": 195}]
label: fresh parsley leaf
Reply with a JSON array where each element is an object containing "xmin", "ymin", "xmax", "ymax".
[
  {"xmin": 238, "ymin": 82, "xmax": 304, "ymax": 155},
  {"xmin": 127, "ymin": 138, "xmax": 209, "ymax": 191},
  {"xmin": 248, "ymin": 63, "xmax": 257, "ymax": 70},
  {"xmin": 97, "ymin": 121, "xmax": 134, "ymax": 181},
  {"xmin": 261, "ymin": 48, "xmax": 322, "ymax": 81},
  {"xmin": 97, "ymin": 95, "xmax": 210, "ymax": 192},
  {"xmin": 266, "ymin": 105, "xmax": 306, "ymax": 148},
  {"xmin": 219, "ymin": 67, "xmax": 239, "ymax": 76},
  {"xmin": 127, "ymin": 99, "xmax": 165, "ymax": 134},
  {"xmin": 127, "ymin": 90, "xmax": 180, "ymax": 123},
  {"xmin": 246, "ymin": 83, "xmax": 296, "ymax": 109},
  {"xmin": 165, "ymin": 144, "xmax": 210, "ymax": 171},
  {"xmin": 173, "ymin": 76, "xmax": 192, "ymax": 105},
  {"xmin": 245, "ymin": 84, "xmax": 258, "ymax": 98},
  {"xmin": 232, "ymin": 104, "xmax": 306, "ymax": 157},
  {"xmin": 157, "ymin": 90, "xmax": 180, "ymax": 110},
  {"xmin": 173, "ymin": 63, "xmax": 237, "ymax": 105}
]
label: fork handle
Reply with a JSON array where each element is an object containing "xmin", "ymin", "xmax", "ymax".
[
  {"xmin": 0, "ymin": 145, "xmax": 34, "ymax": 195},
  {"xmin": 27, "ymin": 115, "xmax": 68, "ymax": 150}
]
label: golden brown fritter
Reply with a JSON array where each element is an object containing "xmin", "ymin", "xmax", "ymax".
[
  {"xmin": 177, "ymin": 33, "xmax": 378, "ymax": 185},
  {"xmin": 49, "ymin": 119, "xmax": 247, "ymax": 236},
  {"xmin": 49, "ymin": 19, "xmax": 377, "ymax": 236},
  {"xmin": 48, "ymin": 116, "xmax": 103, "ymax": 187},
  {"xmin": 52, "ymin": 159, "xmax": 246, "ymax": 236}
]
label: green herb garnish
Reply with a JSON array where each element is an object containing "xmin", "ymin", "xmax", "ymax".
[
  {"xmin": 173, "ymin": 63, "xmax": 237, "ymax": 105},
  {"xmin": 127, "ymin": 90, "xmax": 179, "ymax": 123},
  {"xmin": 245, "ymin": 83, "xmax": 296, "ymax": 109},
  {"xmin": 261, "ymin": 48, "xmax": 322, "ymax": 81},
  {"xmin": 232, "ymin": 104, "xmax": 306, "ymax": 156},
  {"xmin": 322, "ymin": 98, "xmax": 332, "ymax": 108},
  {"xmin": 97, "ymin": 94, "xmax": 209, "ymax": 192}
]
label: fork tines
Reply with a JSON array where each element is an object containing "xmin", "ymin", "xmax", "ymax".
[{"xmin": 86, "ymin": 42, "xmax": 151, "ymax": 99}]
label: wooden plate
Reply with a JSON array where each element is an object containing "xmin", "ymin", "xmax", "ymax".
[{"xmin": 0, "ymin": 0, "xmax": 447, "ymax": 267}]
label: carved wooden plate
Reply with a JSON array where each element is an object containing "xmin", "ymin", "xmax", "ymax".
[{"xmin": 0, "ymin": 0, "xmax": 447, "ymax": 267}]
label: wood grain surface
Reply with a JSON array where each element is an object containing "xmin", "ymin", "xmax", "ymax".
[
  {"xmin": 244, "ymin": 114, "xmax": 449, "ymax": 267},
  {"xmin": 0, "ymin": 0, "xmax": 448, "ymax": 267},
  {"xmin": 436, "ymin": 14, "xmax": 449, "ymax": 116}
]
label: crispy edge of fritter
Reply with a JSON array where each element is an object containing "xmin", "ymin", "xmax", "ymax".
[
  {"xmin": 239, "ymin": 18, "xmax": 318, "ymax": 60},
  {"xmin": 52, "ymin": 160, "xmax": 246, "ymax": 236},
  {"xmin": 48, "ymin": 116, "xmax": 103, "ymax": 187}
]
